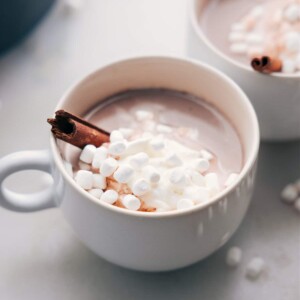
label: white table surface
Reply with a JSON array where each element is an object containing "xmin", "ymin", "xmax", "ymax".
[{"xmin": 0, "ymin": 1, "xmax": 299, "ymax": 299}]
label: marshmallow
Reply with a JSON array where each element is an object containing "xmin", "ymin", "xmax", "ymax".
[
  {"xmin": 296, "ymin": 54, "xmax": 300, "ymax": 70},
  {"xmin": 294, "ymin": 198, "xmax": 300, "ymax": 212},
  {"xmin": 135, "ymin": 110, "xmax": 154, "ymax": 121},
  {"xmin": 108, "ymin": 141, "xmax": 127, "ymax": 156},
  {"xmin": 282, "ymin": 59, "xmax": 297, "ymax": 73},
  {"xmin": 156, "ymin": 124, "xmax": 173, "ymax": 134},
  {"xmin": 110, "ymin": 130, "xmax": 124, "ymax": 142},
  {"xmin": 143, "ymin": 165, "xmax": 160, "ymax": 183},
  {"xmin": 92, "ymin": 147, "xmax": 108, "ymax": 168},
  {"xmin": 246, "ymin": 33, "xmax": 263, "ymax": 45},
  {"xmin": 231, "ymin": 22, "xmax": 246, "ymax": 32},
  {"xmin": 143, "ymin": 121, "xmax": 156, "ymax": 132},
  {"xmin": 93, "ymin": 174, "xmax": 107, "ymax": 189},
  {"xmin": 250, "ymin": 5, "xmax": 264, "ymax": 19},
  {"xmin": 281, "ymin": 184, "xmax": 298, "ymax": 204},
  {"xmin": 186, "ymin": 169, "xmax": 205, "ymax": 186},
  {"xmin": 195, "ymin": 158, "xmax": 210, "ymax": 173},
  {"xmin": 100, "ymin": 190, "xmax": 118, "ymax": 204},
  {"xmin": 100, "ymin": 157, "xmax": 118, "ymax": 177},
  {"xmin": 246, "ymin": 257, "xmax": 265, "ymax": 280},
  {"xmin": 153, "ymin": 200, "xmax": 171, "ymax": 212},
  {"xmin": 121, "ymin": 194, "xmax": 141, "ymax": 211},
  {"xmin": 113, "ymin": 165, "xmax": 134, "ymax": 183},
  {"xmin": 75, "ymin": 170, "xmax": 93, "ymax": 190},
  {"xmin": 119, "ymin": 128, "xmax": 134, "ymax": 139},
  {"xmin": 79, "ymin": 144, "xmax": 96, "ymax": 164},
  {"xmin": 165, "ymin": 152, "xmax": 182, "ymax": 167},
  {"xmin": 284, "ymin": 32, "xmax": 300, "ymax": 53},
  {"xmin": 284, "ymin": 4, "xmax": 300, "ymax": 23},
  {"xmin": 183, "ymin": 186, "xmax": 209, "ymax": 203},
  {"xmin": 132, "ymin": 179, "xmax": 150, "ymax": 196},
  {"xmin": 169, "ymin": 168, "xmax": 186, "ymax": 186},
  {"xmin": 230, "ymin": 43, "xmax": 248, "ymax": 54},
  {"xmin": 226, "ymin": 247, "xmax": 242, "ymax": 267},
  {"xmin": 128, "ymin": 152, "xmax": 149, "ymax": 169},
  {"xmin": 225, "ymin": 173, "xmax": 239, "ymax": 187},
  {"xmin": 247, "ymin": 46, "xmax": 264, "ymax": 58},
  {"xmin": 200, "ymin": 149, "xmax": 214, "ymax": 161},
  {"xmin": 294, "ymin": 178, "xmax": 300, "ymax": 192},
  {"xmin": 88, "ymin": 188, "xmax": 103, "ymax": 199},
  {"xmin": 177, "ymin": 199, "xmax": 194, "ymax": 210},
  {"xmin": 150, "ymin": 136, "xmax": 165, "ymax": 151},
  {"xmin": 229, "ymin": 32, "xmax": 245, "ymax": 43},
  {"xmin": 125, "ymin": 137, "xmax": 150, "ymax": 155},
  {"xmin": 205, "ymin": 173, "xmax": 220, "ymax": 196}
]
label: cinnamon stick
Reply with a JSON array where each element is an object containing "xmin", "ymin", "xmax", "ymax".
[
  {"xmin": 47, "ymin": 110, "xmax": 110, "ymax": 149},
  {"xmin": 251, "ymin": 56, "xmax": 282, "ymax": 74}
]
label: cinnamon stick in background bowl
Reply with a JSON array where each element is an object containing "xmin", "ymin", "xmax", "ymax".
[
  {"xmin": 47, "ymin": 110, "xmax": 110, "ymax": 149},
  {"xmin": 251, "ymin": 56, "xmax": 282, "ymax": 74}
]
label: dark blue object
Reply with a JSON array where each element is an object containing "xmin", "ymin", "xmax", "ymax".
[{"xmin": 0, "ymin": 0, "xmax": 55, "ymax": 55}]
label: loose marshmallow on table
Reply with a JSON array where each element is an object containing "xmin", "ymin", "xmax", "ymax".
[
  {"xmin": 121, "ymin": 194, "xmax": 141, "ymax": 211},
  {"xmin": 75, "ymin": 170, "xmax": 93, "ymax": 190},
  {"xmin": 100, "ymin": 190, "xmax": 118, "ymax": 204},
  {"xmin": 294, "ymin": 198, "xmax": 300, "ymax": 212},
  {"xmin": 226, "ymin": 247, "xmax": 242, "ymax": 267},
  {"xmin": 281, "ymin": 184, "xmax": 298, "ymax": 204},
  {"xmin": 246, "ymin": 257, "xmax": 266, "ymax": 280},
  {"xmin": 100, "ymin": 157, "xmax": 118, "ymax": 177},
  {"xmin": 80, "ymin": 144, "xmax": 96, "ymax": 164}
]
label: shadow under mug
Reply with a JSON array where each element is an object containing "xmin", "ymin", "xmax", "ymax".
[
  {"xmin": 0, "ymin": 56, "xmax": 259, "ymax": 271},
  {"xmin": 187, "ymin": 0, "xmax": 300, "ymax": 141}
]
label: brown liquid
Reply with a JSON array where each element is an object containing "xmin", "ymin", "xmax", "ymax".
[
  {"xmin": 62, "ymin": 89, "xmax": 243, "ymax": 184},
  {"xmin": 199, "ymin": 0, "xmax": 274, "ymax": 65}
]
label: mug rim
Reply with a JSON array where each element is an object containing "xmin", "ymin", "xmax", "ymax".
[
  {"xmin": 50, "ymin": 55, "xmax": 260, "ymax": 219},
  {"xmin": 189, "ymin": 0, "xmax": 300, "ymax": 79}
]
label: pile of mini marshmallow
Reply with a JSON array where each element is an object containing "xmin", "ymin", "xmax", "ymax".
[
  {"xmin": 229, "ymin": 0, "xmax": 300, "ymax": 73},
  {"xmin": 69, "ymin": 110, "xmax": 239, "ymax": 212}
]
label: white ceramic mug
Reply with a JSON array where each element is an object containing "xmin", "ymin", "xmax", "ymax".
[
  {"xmin": 187, "ymin": 0, "xmax": 300, "ymax": 141},
  {"xmin": 0, "ymin": 57, "xmax": 259, "ymax": 271}
]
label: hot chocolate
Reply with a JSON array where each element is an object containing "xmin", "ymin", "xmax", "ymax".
[
  {"xmin": 62, "ymin": 89, "xmax": 243, "ymax": 212},
  {"xmin": 199, "ymin": 0, "xmax": 300, "ymax": 73}
]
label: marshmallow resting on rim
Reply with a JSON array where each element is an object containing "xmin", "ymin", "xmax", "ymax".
[
  {"xmin": 75, "ymin": 170, "xmax": 93, "ymax": 190},
  {"xmin": 121, "ymin": 194, "xmax": 141, "ymax": 211}
]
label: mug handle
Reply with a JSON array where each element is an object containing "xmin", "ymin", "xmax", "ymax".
[{"xmin": 0, "ymin": 150, "xmax": 56, "ymax": 212}]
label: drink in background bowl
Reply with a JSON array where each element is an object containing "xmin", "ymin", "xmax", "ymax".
[{"xmin": 187, "ymin": 0, "xmax": 300, "ymax": 141}]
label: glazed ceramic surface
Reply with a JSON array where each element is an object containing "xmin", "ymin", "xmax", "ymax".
[{"xmin": 0, "ymin": 57, "xmax": 259, "ymax": 271}]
